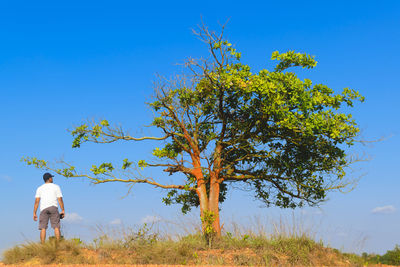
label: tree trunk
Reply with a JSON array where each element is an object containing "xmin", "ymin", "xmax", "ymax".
[
  {"xmin": 208, "ymin": 142, "xmax": 223, "ymax": 237},
  {"xmin": 209, "ymin": 177, "xmax": 221, "ymax": 237},
  {"xmin": 196, "ymin": 185, "xmax": 209, "ymax": 227},
  {"xmin": 192, "ymin": 155, "xmax": 222, "ymax": 239},
  {"xmin": 195, "ymin": 171, "xmax": 222, "ymax": 239},
  {"xmin": 192, "ymin": 156, "xmax": 209, "ymax": 234}
]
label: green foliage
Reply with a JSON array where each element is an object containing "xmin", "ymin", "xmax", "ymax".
[
  {"xmin": 71, "ymin": 124, "xmax": 89, "ymax": 148},
  {"xmin": 271, "ymin": 50, "xmax": 317, "ymax": 72},
  {"xmin": 58, "ymin": 166, "xmax": 76, "ymax": 177},
  {"xmin": 152, "ymin": 144, "xmax": 179, "ymax": 159},
  {"xmin": 362, "ymin": 244, "xmax": 400, "ymax": 265},
  {"xmin": 22, "ymin": 157, "xmax": 78, "ymax": 178},
  {"xmin": 22, "ymin": 157, "xmax": 48, "ymax": 169},
  {"xmin": 90, "ymin": 163, "xmax": 114, "ymax": 175},
  {"xmin": 137, "ymin": 160, "xmax": 148, "ymax": 169},
  {"xmin": 381, "ymin": 245, "xmax": 400, "ymax": 265},
  {"xmin": 122, "ymin": 158, "xmax": 132, "ymax": 170},
  {"xmin": 148, "ymin": 32, "xmax": 364, "ymax": 210},
  {"xmin": 201, "ymin": 210, "xmax": 216, "ymax": 247},
  {"xmin": 162, "ymin": 178, "xmax": 228, "ymax": 214},
  {"xmin": 70, "ymin": 120, "xmax": 112, "ymax": 148},
  {"xmin": 100, "ymin": 120, "xmax": 109, "ymax": 127}
]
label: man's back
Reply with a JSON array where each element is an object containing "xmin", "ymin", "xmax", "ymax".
[
  {"xmin": 35, "ymin": 183, "xmax": 62, "ymax": 211},
  {"xmin": 33, "ymin": 173, "xmax": 65, "ymax": 243}
]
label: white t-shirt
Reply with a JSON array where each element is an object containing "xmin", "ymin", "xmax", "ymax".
[{"xmin": 35, "ymin": 183, "xmax": 63, "ymax": 212}]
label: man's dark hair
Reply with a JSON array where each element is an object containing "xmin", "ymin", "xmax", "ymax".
[{"xmin": 43, "ymin": 172, "xmax": 54, "ymax": 182}]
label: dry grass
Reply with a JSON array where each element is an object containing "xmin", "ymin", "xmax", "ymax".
[
  {"xmin": 2, "ymin": 238, "xmax": 92, "ymax": 265},
  {"xmin": 2, "ymin": 222, "xmax": 365, "ymax": 266}
]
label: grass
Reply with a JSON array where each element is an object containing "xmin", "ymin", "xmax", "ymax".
[
  {"xmin": 2, "ymin": 222, "xmax": 367, "ymax": 266},
  {"xmin": 2, "ymin": 238, "xmax": 92, "ymax": 265}
]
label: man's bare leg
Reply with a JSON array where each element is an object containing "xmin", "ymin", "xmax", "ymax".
[
  {"xmin": 40, "ymin": 229, "xmax": 46, "ymax": 244},
  {"xmin": 54, "ymin": 227, "xmax": 61, "ymax": 242}
]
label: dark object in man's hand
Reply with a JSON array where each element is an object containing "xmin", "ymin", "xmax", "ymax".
[{"xmin": 60, "ymin": 213, "xmax": 65, "ymax": 219}]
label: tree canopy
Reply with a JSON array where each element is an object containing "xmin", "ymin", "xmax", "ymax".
[{"xmin": 24, "ymin": 25, "xmax": 364, "ymax": 237}]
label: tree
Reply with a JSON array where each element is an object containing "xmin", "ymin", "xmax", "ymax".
[{"xmin": 24, "ymin": 25, "xmax": 364, "ymax": 240}]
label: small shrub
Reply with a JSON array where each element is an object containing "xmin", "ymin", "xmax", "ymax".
[
  {"xmin": 233, "ymin": 254, "xmax": 253, "ymax": 265},
  {"xmin": 379, "ymin": 244, "xmax": 400, "ymax": 265}
]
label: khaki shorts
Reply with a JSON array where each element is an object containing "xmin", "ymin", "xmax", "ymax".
[{"xmin": 39, "ymin": 206, "xmax": 60, "ymax": 230}]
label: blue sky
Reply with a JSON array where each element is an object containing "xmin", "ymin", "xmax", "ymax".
[{"xmin": 1, "ymin": 0, "xmax": 399, "ymax": 255}]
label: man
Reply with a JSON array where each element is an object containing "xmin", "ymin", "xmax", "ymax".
[{"xmin": 33, "ymin": 172, "xmax": 65, "ymax": 243}]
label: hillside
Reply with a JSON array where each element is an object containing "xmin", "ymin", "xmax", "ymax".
[{"xmin": 0, "ymin": 233, "xmax": 387, "ymax": 266}]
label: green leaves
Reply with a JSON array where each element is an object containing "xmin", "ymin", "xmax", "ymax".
[
  {"xmin": 70, "ymin": 120, "xmax": 114, "ymax": 148},
  {"xmin": 22, "ymin": 157, "xmax": 48, "ymax": 169},
  {"xmin": 100, "ymin": 120, "xmax": 109, "ymax": 127},
  {"xmin": 22, "ymin": 157, "xmax": 77, "ymax": 178},
  {"xmin": 201, "ymin": 210, "xmax": 216, "ymax": 240},
  {"xmin": 90, "ymin": 163, "xmax": 114, "ymax": 175},
  {"xmin": 60, "ymin": 166, "xmax": 76, "ymax": 177},
  {"xmin": 71, "ymin": 124, "xmax": 89, "ymax": 148},
  {"xmin": 122, "ymin": 158, "xmax": 133, "ymax": 170},
  {"xmin": 152, "ymin": 144, "xmax": 179, "ymax": 159},
  {"xmin": 162, "ymin": 180, "xmax": 228, "ymax": 214},
  {"xmin": 211, "ymin": 40, "xmax": 241, "ymax": 61},
  {"xmin": 272, "ymin": 50, "xmax": 317, "ymax": 72},
  {"xmin": 152, "ymin": 117, "xmax": 165, "ymax": 127},
  {"xmin": 137, "ymin": 160, "xmax": 148, "ymax": 170}
]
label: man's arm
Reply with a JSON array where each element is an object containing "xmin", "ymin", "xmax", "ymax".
[
  {"xmin": 58, "ymin": 197, "xmax": 65, "ymax": 217},
  {"xmin": 33, "ymin": 198, "xmax": 40, "ymax": 221}
]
